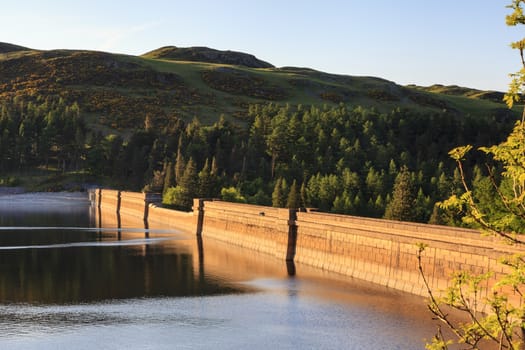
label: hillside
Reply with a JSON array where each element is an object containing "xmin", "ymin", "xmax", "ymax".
[
  {"xmin": 0, "ymin": 42, "xmax": 516, "ymax": 132},
  {"xmin": 142, "ymin": 46, "xmax": 274, "ymax": 68},
  {"xmin": 407, "ymin": 84, "xmax": 505, "ymax": 103},
  {"xmin": 0, "ymin": 42, "xmax": 30, "ymax": 53}
]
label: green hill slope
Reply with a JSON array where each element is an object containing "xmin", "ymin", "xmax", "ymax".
[
  {"xmin": 407, "ymin": 84, "xmax": 506, "ymax": 103},
  {"xmin": 0, "ymin": 43, "xmax": 517, "ymax": 132},
  {"xmin": 0, "ymin": 42, "xmax": 30, "ymax": 53},
  {"xmin": 142, "ymin": 46, "xmax": 274, "ymax": 68}
]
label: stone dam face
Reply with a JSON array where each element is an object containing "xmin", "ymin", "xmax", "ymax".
[{"xmin": 91, "ymin": 189, "xmax": 523, "ymax": 305}]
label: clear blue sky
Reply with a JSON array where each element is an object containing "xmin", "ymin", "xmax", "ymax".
[{"xmin": 1, "ymin": 0, "xmax": 521, "ymax": 92}]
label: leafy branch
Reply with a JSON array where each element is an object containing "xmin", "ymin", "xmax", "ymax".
[
  {"xmin": 418, "ymin": 244, "xmax": 524, "ymax": 349},
  {"xmin": 420, "ymin": 2, "xmax": 525, "ymax": 348}
]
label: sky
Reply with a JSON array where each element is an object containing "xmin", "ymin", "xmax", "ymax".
[{"xmin": 0, "ymin": 0, "xmax": 522, "ymax": 92}]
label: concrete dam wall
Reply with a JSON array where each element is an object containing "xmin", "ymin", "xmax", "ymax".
[{"xmin": 92, "ymin": 189, "xmax": 522, "ymax": 302}]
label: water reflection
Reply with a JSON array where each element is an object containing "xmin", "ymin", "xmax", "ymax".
[
  {"xmin": 0, "ymin": 192, "xmax": 443, "ymax": 350},
  {"xmin": 0, "ymin": 193, "xmax": 246, "ymax": 304},
  {"xmin": 0, "ymin": 192, "xmax": 91, "ymax": 227},
  {"xmin": 0, "ymin": 235, "xmax": 246, "ymax": 303}
]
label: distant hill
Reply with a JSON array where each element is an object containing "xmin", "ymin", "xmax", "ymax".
[
  {"xmin": 142, "ymin": 46, "xmax": 274, "ymax": 68},
  {"xmin": 0, "ymin": 42, "xmax": 30, "ymax": 53},
  {"xmin": 408, "ymin": 84, "xmax": 505, "ymax": 103},
  {"xmin": 0, "ymin": 42, "xmax": 517, "ymax": 132}
]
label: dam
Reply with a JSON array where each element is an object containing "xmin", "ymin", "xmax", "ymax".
[{"xmin": 92, "ymin": 188, "xmax": 523, "ymax": 304}]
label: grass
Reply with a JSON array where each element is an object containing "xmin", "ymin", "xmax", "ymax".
[{"xmin": 0, "ymin": 47, "xmax": 517, "ymax": 134}]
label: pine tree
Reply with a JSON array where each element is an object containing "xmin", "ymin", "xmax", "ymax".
[
  {"xmin": 272, "ymin": 177, "xmax": 283, "ymax": 207},
  {"xmin": 163, "ymin": 161, "xmax": 175, "ymax": 194},
  {"xmin": 286, "ymin": 179, "xmax": 300, "ymax": 208},
  {"xmin": 384, "ymin": 166, "xmax": 416, "ymax": 221},
  {"xmin": 414, "ymin": 187, "xmax": 431, "ymax": 223},
  {"xmin": 198, "ymin": 158, "xmax": 217, "ymax": 198},
  {"xmin": 279, "ymin": 178, "xmax": 288, "ymax": 207},
  {"xmin": 332, "ymin": 191, "xmax": 353, "ymax": 214},
  {"xmin": 374, "ymin": 194, "xmax": 384, "ymax": 216},
  {"xmin": 211, "ymin": 156, "xmax": 219, "ymax": 175},
  {"xmin": 174, "ymin": 145, "xmax": 185, "ymax": 186},
  {"xmin": 299, "ymin": 181, "xmax": 307, "ymax": 208},
  {"xmin": 175, "ymin": 157, "xmax": 197, "ymax": 209}
]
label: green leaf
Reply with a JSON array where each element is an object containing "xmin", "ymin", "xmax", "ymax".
[{"xmin": 448, "ymin": 145, "xmax": 473, "ymax": 161}]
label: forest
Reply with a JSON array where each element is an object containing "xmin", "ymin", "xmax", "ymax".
[{"xmin": 0, "ymin": 95, "xmax": 516, "ymax": 225}]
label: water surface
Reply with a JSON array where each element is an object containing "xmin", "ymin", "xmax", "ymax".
[{"xmin": 0, "ymin": 192, "xmax": 441, "ymax": 349}]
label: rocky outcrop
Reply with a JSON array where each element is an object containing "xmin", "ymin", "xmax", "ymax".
[{"xmin": 143, "ymin": 46, "xmax": 274, "ymax": 68}]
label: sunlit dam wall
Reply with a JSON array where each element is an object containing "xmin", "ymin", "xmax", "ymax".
[{"xmin": 92, "ymin": 189, "xmax": 522, "ymax": 302}]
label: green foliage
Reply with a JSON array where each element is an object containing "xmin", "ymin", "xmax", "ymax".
[
  {"xmin": 421, "ymin": 3, "xmax": 525, "ymax": 348},
  {"xmin": 0, "ymin": 176, "xmax": 20, "ymax": 187},
  {"xmin": 286, "ymin": 180, "xmax": 300, "ymax": 209},
  {"xmin": 247, "ymin": 189, "xmax": 272, "ymax": 206},
  {"xmin": 384, "ymin": 166, "xmax": 417, "ymax": 221},
  {"xmin": 220, "ymin": 187, "xmax": 246, "ymax": 203},
  {"xmin": 162, "ymin": 158, "xmax": 198, "ymax": 210},
  {"xmin": 0, "ymin": 38, "xmax": 517, "ymax": 219},
  {"xmin": 178, "ymin": 158, "xmax": 197, "ymax": 208},
  {"xmin": 162, "ymin": 186, "xmax": 185, "ymax": 208},
  {"xmin": 505, "ymin": 1, "xmax": 525, "ymax": 109},
  {"xmin": 428, "ymin": 126, "xmax": 525, "ymax": 349},
  {"xmin": 272, "ymin": 177, "xmax": 288, "ymax": 208},
  {"xmin": 448, "ymin": 145, "xmax": 473, "ymax": 161},
  {"xmin": 163, "ymin": 161, "xmax": 175, "ymax": 194},
  {"xmin": 440, "ymin": 121, "xmax": 525, "ymax": 241},
  {"xmin": 419, "ymin": 245, "xmax": 525, "ymax": 349},
  {"xmin": 174, "ymin": 142, "xmax": 185, "ymax": 186},
  {"xmin": 197, "ymin": 158, "xmax": 218, "ymax": 198},
  {"xmin": 0, "ymin": 92, "xmax": 515, "ymax": 219}
]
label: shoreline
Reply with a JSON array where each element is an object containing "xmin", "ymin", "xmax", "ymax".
[{"xmin": 0, "ymin": 187, "xmax": 25, "ymax": 196}]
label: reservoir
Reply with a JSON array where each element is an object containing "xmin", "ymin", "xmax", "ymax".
[{"xmin": 0, "ymin": 192, "xmax": 441, "ymax": 349}]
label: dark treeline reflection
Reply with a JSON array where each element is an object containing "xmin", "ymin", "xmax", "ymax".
[
  {"xmin": 0, "ymin": 228, "xmax": 97, "ymax": 247},
  {"xmin": 0, "ymin": 240, "xmax": 242, "ymax": 304},
  {"xmin": 0, "ymin": 193, "xmax": 244, "ymax": 304},
  {"xmin": 0, "ymin": 211, "xmax": 91, "ymax": 228}
]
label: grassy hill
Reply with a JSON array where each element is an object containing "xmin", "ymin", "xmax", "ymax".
[
  {"xmin": 142, "ymin": 46, "xmax": 274, "ymax": 68},
  {"xmin": 407, "ymin": 84, "xmax": 506, "ymax": 103},
  {"xmin": 0, "ymin": 42, "xmax": 517, "ymax": 133},
  {"xmin": 0, "ymin": 42, "xmax": 30, "ymax": 53}
]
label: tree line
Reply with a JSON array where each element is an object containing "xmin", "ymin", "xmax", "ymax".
[{"xmin": 0, "ymin": 96, "xmax": 515, "ymax": 224}]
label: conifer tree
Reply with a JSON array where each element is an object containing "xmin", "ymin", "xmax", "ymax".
[
  {"xmin": 170, "ymin": 157, "xmax": 197, "ymax": 209},
  {"xmin": 211, "ymin": 156, "xmax": 219, "ymax": 175},
  {"xmin": 163, "ymin": 161, "xmax": 175, "ymax": 194},
  {"xmin": 414, "ymin": 187, "xmax": 431, "ymax": 223},
  {"xmin": 333, "ymin": 191, "xmax": 353, "ymax": 214},
  {"xmin": 383, "ymin": 166, "xmax": 416, "ymax": 221},
  {"xmin": 272, "ymin": 177, "xmax": 283, "ymax": 207},
  {"xmin": 286, "ymin": 179, "xmax": 300, "ymax": 208},
  {"xmin": 174, "ymin": 145, "xmax": 185, "ymax": 186},
  {"xmin": 198, "ymin": 158, "xmax": 217, "ymax": 198},
  {"xmin": 300, "ymin": 181, "xmax": 307, "ymax": 208},
  {"xmin": 279, "ymin": 178, "xmax": 288, "ymax": 207}
]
